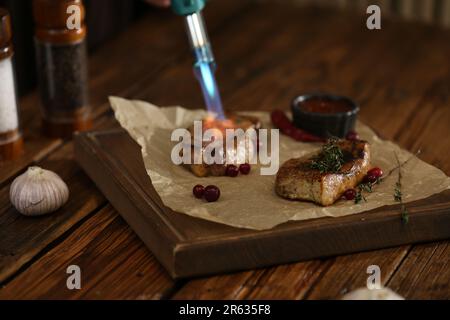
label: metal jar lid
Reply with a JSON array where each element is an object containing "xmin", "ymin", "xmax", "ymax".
[{"xmin": 33, "ymin": 0, "xmax": 86, "ymax": 44}]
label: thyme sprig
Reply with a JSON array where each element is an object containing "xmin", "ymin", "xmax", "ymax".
[
  {"xmin": 359, "ymin": 182, "xmax": 374, "ymax": 194},
  {"xmin": 310, "ymin": 138, "xmax": 344, "ymax": 173},
  {"xmin": 355, "ymin": 190, "xmax": 366, "ymax": 204},
  {"xmin": 354, "ymin": 181, "xmax": 374, "ymax": 204},
  {"xmin": 387, "ymin": 150, "xmax": 420, "ymax": 224},
  {"xmin": 394, "ymin": 153, "xmax": 409, "ymax": 224},
  {"xmin": 379, "ymin": 150, "xmax": 421, "ymax": 183},
  {"xmin": 353, "ymin": 150, "xmax": 420, "ymax": 211},
  {"xmin": 394, "ymin": 182, "xmax": 403, "ymax": 202}
]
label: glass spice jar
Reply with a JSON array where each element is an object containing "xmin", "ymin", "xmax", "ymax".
[
  {"xmin": 33, "ymin": 0, "xmax": 92, "ymax": 138},
  {"xmin": 0, "ymin": 8, "xmax": 23, "ymax": 161}
]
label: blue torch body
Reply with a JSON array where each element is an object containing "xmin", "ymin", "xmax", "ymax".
[{"xmin": 172, "ymin": 0, "xmax": 225, "ymax": 119}]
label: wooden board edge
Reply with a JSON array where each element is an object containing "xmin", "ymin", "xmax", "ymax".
[{"xmin": 172, "ymin": 209, "xmax": 450, "ymax": 278}]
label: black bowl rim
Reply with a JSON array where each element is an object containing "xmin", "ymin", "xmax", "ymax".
[{"xmin": 292, "ymin": 93, "xmax": 360, "ymax": 118}]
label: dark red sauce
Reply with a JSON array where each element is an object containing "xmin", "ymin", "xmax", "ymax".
[{"xmin": 300, "ymin": 97, "xmax": 353, "ymax": 114}]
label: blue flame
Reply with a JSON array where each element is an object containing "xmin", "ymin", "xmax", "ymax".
[{"xmin": 194, "ymin": 60, "xmax": 225, "ymax": 120}]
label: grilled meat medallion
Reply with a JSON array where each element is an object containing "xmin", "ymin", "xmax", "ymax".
[
  {"xmin": 185, "ymin": 114, "xmax": 261, "ymax": 177},
  {"xmin": 275, "ymin": 140, "xmax": 371, "ymax": 206}
]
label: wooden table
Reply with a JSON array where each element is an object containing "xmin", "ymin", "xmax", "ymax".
[{"xmin": 0, "ymin": 1, "xmax": 449, "ymax": 300}]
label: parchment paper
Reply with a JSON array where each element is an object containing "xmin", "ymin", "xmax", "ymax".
[{"xmin": 110, "ymin": 96, "xmax": 450, "ymax": 230}]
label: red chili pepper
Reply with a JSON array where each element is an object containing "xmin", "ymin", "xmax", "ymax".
[
  {"xmin": 271, "ymin": 110, "xmax": 324, "ymax": 143},
  {"xmin": 271, "ymin": 110, "xmax": 292, "ymax": 130}
]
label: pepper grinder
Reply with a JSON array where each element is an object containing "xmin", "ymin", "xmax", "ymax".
[
  {"xmin": 33, "ymin": 0, "xmax": 92, "ymax": 138},
  {"xmin": 0, "ymin": 8, "xmax": 23, "ymax": 161}
]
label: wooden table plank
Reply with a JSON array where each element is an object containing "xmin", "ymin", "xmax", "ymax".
[
  {"xmin": 0, "ymin": 141, "xmax": 107, "ymax": 283},
  {"xmin": 387, "ymin": 241, "xmax": 450, "ymax": 299},
  {"xmin": 0, "ymin": 205, "xmax": 176, "ymax": 300},
  {"xmin": 0, "ymin": 205, "xmax": 116, "ymax": 299},
  {"xmin": 173, "ymin": 260, "xmax": 330, "ymax": 300},
  {"xmin": 0, "ymin": 114, "xmax": 124, "ymax": 286},
  {"xmin": 304, "ymin": 247, "xmax": 409, "ymax": 299},
  {"xmin": 240, "ymin": 261, "xmax": 330, "ymax": 300}
]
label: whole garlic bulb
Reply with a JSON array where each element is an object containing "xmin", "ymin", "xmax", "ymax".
[
  {"xmin": 342, "ymin": 287, "xmax": 404, "ymax": 300},
  {"xmin": 10, "ymin": 166, "xmax": 69, "ymax": 216}
]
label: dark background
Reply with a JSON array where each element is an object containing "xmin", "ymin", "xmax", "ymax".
[
  {"xmin": 1, "ymin": 0, "xmax": 449, "ymax": 97},
  {"xmin": 0, "ymin": 0, "xmax": 150, "ymax": 96}
]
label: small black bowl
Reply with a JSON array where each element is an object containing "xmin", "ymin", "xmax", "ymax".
[{"xmin": 291, "ymin": 93, "xmax": 359, "ymax": 138}]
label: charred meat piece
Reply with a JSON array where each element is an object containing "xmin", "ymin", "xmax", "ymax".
[
  {"xmin": 275, "ymin": 140, "xmax": 371, "ymax": 206},
  {"xmin": 185, "ymin": 114, "xmax": 261, "ymax": 177}
]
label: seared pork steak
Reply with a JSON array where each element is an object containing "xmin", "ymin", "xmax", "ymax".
[{"xmin": 275, "ymin": 140, "xmax": 371, "ymax": 206}]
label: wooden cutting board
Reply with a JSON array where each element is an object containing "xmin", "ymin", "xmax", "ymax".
[{"xmin": 74, "ymin": 130, "xmax": 450, "ymax": 279}]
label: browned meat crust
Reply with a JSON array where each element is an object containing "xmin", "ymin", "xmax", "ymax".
[{"xmin": 275, "ymin": 140, "xmax": 371, "ymax": 206}]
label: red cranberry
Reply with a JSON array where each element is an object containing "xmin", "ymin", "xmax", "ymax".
[
  {"xmin": 193, "ymin": 185, "xmax": 204, "ymax": 199},
  {"xmin": 367, "ymin": 167, "xmax": 383, "ymax": 179},
  {"xmin": 239, "ymin": 163, "xmax": 251, "ymax": 175},
  {"xmin": 346, "ymin": 131, "xmax": 360, "ymax": 141},
  {"xmin": 226, "ymin": 165, "xmax": 239, "ymax": 177},
  {"xmin": 364, "ymin": 174, "xmax": 378, "ymax": 184},
  {"xmin": 343, "ymin": 189, "xmax": 357, "ymax": 200},
  {"xmin": 204, "ymin": 185, "xmax": 221, "ymax": 202}
]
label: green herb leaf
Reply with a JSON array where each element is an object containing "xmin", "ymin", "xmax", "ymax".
[
  {"xmin": 359, "ymin": 182, "xmax": 373, "ymax": 193},
  {"xmin": 310, "ymin": 138, "xmax": 344, "ymax": 173},
  {"xmin": 394, "ymin": 153, "xmax": 409, "ymax": 225},
  {"xmin": 354, "ymin": 190, "xmax": 366, "ymax": 204},
  {"xmin": 401, "ymin": 205, "xmax": 409, "ymax": 225},
  {"xmin": 394, "ymin": 183, "xmax": 402, "ymax": 202}
]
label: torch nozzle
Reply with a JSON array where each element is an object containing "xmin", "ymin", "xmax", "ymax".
[
  {"xmin": 185, "ymin": 12, "xmax": 214, "ymax": 63},
  {"xmin": 183, "ymin": 12, "xmax": 225, "ymax": 119}
]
